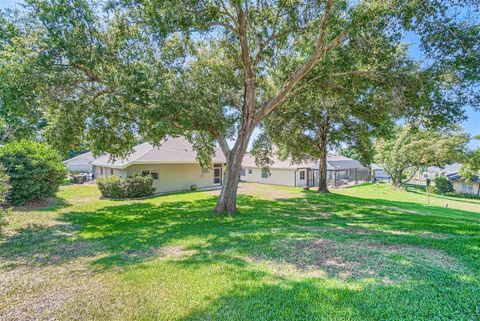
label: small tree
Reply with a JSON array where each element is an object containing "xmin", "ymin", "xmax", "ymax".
[
  {"xmin": 0, "ymin": 140, "xmax": 67, "ymax": 205},
  {"xmin": 374, "ymin": 126, "xmax": 468, "ymax": 187}
]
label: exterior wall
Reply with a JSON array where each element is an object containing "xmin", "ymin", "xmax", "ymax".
[
  {"xmin": 452, "ymin": 181, "xmax": 480, "ymax": 195},
  {"xmin": 125, "ymin": 163, "xmax": 222, "ymax": 193},
  {"xmin": 241, "ymin": 167, "xmax": 306, "ymax": 187},
  {"xmin": 95, "ymin": 166, "xmax": 127, "ymax": 179}
]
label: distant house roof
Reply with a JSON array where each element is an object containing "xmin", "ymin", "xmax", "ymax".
[
  {"xmin": 242, "ymin": 154, "xmax": 369, "ymax": 171},
  {"xmin": 446, "ymin": 172, "xmax": 480, "ymax": 183},
  {"xmin": 322, "ymin": 155, "xmax": 368, "ymax": 171},
  {"xmin": 64, "ymin": 152, "xmax": 96, "ymax": 165},
  {"xmin": 91, "ymin": 136, "xmax": 226, "ymax": 169},
  {"xmin": 424, "ymin": 163, "xmax": 461, "ymax": 175}
]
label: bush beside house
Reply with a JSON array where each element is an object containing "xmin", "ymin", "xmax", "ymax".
[
  {"xmin": 97, "ymin": 174, "xmax": 154, "ymax": 199},
  {"xmin": 434, "ymin": 176, "xmax": 453, "ymax": 195},
  {"xmin": 0, "ymin": 140, "xmax": 67, "ymax": 205}
]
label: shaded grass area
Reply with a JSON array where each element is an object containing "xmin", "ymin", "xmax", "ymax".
[{"xmin": 1, "ymin": 183, "xmax": 479, "ymax": 320}]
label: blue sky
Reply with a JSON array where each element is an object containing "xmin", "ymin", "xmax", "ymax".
[{"xmin": 1, "ymin": 0, "xmax": 478, "ymax": 148}]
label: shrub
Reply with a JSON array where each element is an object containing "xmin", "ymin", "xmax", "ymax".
[
  {"xmin": 190, "ymin": 184, "xmax": 197, "ymax": 191},
  {"xmin": 97, "ymin": 176, "xmax": 124, "ymax": 198},
  {"xmin": 122, "ymin": 174, "xmax": 155, "ymax": 198},
  {"xmin": 434, "ymin": 176, "xmax": 453, "ymax": 195},
  {"xmin": 97, "ymin": 174, "xmax": 154, "ymax": 199},
  {"xmin": 0, "ymin": 140, "xmax": 67, "ymax": 205}
]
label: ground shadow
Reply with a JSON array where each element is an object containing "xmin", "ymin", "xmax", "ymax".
[
  {"xmin": 2, "ymin": 189, "xmax": 480, "ymax": 319},
  {"xmin": 2, "ymin": 190, "xmax": 479, "ymax": 274},
  {"xmin": 12, "ymin": 196, "xmax": 71, "ymax": 213}
]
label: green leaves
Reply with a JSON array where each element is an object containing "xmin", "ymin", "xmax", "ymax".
[
  {"xmin": 375, "ymin": 125, "xmax": 469, "ymax": 186},
  {"xmin": 0, "ymin": 140, "xmax": 67, "ymax": 205}
]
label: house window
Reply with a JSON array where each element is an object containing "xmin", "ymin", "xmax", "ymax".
[
  {"xmin": 110, "ymin": 168, "xmax": 114, "ymax": 175},
  {"xmin": 240, "ymin": 168, "xmax": 246, "ymax": 176},
  {"xmin": 100, "ymin": 167, "xmax": 103, "ymax": 175},
  {"xmin": 261, "ymin": 168, "xmax": 269, "ymax": 178},
  {"xmin": 201, "ymin": 167, "xmax": 210, "ymax": 173},
  {"xmin": 461, "ymin": 183, "xmax": 474, "ymax": 194},
  {"xmin": 142, "ymin": 170, "xmax": 159, "ymax": 180},
  {"xmin": 248, "ymin": 169, "xmax": 252, "ymax": 174},
  {"xmin": 299, "ymin": 171, "xmax": 305, "ymax": 180}
]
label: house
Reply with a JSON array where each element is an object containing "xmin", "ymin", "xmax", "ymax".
[
  {"xmin": 417, "ymin": 163, "xmax": 461, "ymax": 182},
  {"xmin": 91, "ymin": 137, "xmax": 226, "ymax": 193},
  {"xmin": 241, "ymin": 155, "xmax": 312, "ymax": 187},
  {"xmin": 446, "ymin": 172, "xmax": 480, "ymax": 196},
  {"xmin": 64, "ymin": 152, "xmax": 96, "ymax": 173},
  {"xmin": 240, "ymin": 154, "xmax": 371, "ymax": 188},
  {"xmin": 371, "ymin": 164, "xmax": 391, "ymax": 182}
]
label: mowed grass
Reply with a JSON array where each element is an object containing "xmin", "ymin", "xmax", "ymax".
[{"xmin": 1, "ymin": 183, "xmax": 479, "ymax": 321}]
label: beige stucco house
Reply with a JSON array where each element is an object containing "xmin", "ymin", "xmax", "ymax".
[
  {"xmin": 91, "ymin": 137, "xmax": 226, "ymax": 193},
  {"xmin": 241, "ymin": 154, "xmax": 371, "ymax": 188},
  {"xmin": 446, "ymin": 172, "xmax": 480, "ymax": 196}
]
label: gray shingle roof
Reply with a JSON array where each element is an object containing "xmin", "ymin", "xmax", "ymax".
[
  {"xmin": 64, "ymin": 152, "xmax": 95, "ymax": 165},
  {"xmin": 242, "ymin": 154, "xmax": 369, "ymax": 171},
  {"xmin": 447, "ymin": 172, "xmax": 480, "ymax": 182},
  {"xmin": 91, "ymin": 136, "xmax": 226, "ymax": 169}
]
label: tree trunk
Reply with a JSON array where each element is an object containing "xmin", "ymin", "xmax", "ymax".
[
  {"xmin": 318, "ymin": 156, "xmax": 330, "ymax": 193},
  {"xmin": 392, "ymin": 172, "xmax": 402, "ymax": 187},
  {"xmin": 317, "ymin": 118, "xmax": 329, "ymax": 193},
  {"xmin": 214, "ymin": 126, "xmax": 253, "ymax": 214}
]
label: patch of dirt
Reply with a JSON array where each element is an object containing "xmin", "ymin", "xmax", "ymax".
[
  {"xmin": 298, "ymin": 226, "xmax": 450, "ymax": 239},
  {"xmin": 13, "ymin": 197, "xmax": 70, "ymax": 212},
  {"xmin": 0, "ymin": 260, "xmax": 108, "ymax": 321},
  {"xmin": 123, "ymin": 245, "xmax": 197, "ymax": 262},
  {"xmin": 298, "ymin": 212, "xmax": 331, "ymax": 221}
]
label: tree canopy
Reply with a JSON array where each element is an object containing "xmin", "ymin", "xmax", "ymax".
[
  {"xmin": 374, "ymin": 126, "xmax": 469, "ymax": 187},
  {"xmin": 1, "ymin": 0, "xmax": 479, "ymax": 212},
  {"xmin": 460, "ymin": 136, "xmax": 480, "ymax": 182}
]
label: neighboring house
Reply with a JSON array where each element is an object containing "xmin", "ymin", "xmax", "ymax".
[
  {"xmin": 241, "ymin": 154, "xmax": 371, "ymax": 188},
  {"xmin": 241, "ymin": 155, "xmax": 311, "ymax": 187},
  {"xmin": 64, "ymin": 152, "xmax": 96, "ymax": 173},
  {"xmin": 371, "ymin": 164, "xmax": 391, "ymax": 182},
  {"xmin": 446, "ymin": 172, "xmax": 480, "ymax": 196},
  {"xmin": 91, "ymin": 137, "xmax": 226, "ymax": 193},
  {"xmin": 417, "ymin": 163, "xmax": 461, "ymax": 182}
]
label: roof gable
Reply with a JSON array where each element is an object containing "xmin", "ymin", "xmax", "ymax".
[
  {"xmin": 64, "ymin": 152, "xmax": 95, "ymax": 164},
  {"xmin": 91, "ymin": 137, "xmax": 226, "ymax": 168}
]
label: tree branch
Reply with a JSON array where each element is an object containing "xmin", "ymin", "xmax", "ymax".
[
  {"xmin": 208, "ymin": 126, "xmax": 231, "ymax": 156},
  {"xmin": 254, "ymin": 0, "xmax": 352, "ymax": 122},
  {"xmin": 235, "ymin": 2, "xmax": 254, "ymax": 80},
  {"xmin": 253, "ymin": 0, "xmax": 286, "ymax": 67}
]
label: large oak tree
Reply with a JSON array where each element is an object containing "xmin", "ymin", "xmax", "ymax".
[{"xmin": 2, "ymin": 0, "xmax": 479, "ymax": 213}]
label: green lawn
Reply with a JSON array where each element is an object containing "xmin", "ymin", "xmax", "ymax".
[{"xmin": 1, "ymin": 183, "xmax": 479, "ymax": 320}]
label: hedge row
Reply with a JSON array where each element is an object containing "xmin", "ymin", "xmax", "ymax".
[{"xmin": 97, "ymin": 175, "xmax": 155, "ymax": 198}]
